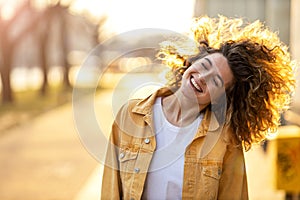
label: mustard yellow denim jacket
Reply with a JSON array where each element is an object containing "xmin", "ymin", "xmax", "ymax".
[{"xmin": 101, "ymin": 87, "xmax": 248, "ymax": 200}]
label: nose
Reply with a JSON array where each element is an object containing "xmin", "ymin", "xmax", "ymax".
[
  {"xmin": 197, "ymin": 68, "xmax": 215, "ymax": 84},
  {"xmin": 197, "ymin": 73, "xmax": 208, "ymax": 85},
  {"xmin": 199, "ymin": 76, "xmax": 206, "ymax": 85}
]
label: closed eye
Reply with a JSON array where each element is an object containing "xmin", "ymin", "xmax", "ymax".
[
  {"xmin": 201, "ymin": 63, "xmax": 209, "ymax": 70},
  {"xmin": 213, "ymin": 75, "xmax": 224, "ymax": 87},
  {"xmin": 213, "ymin": 79, "xmax": 219, "ymax": 87}
]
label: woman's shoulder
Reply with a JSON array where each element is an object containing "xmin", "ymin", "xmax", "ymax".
[{"xmin": 115, "ymin": 98, "xmax": 143, "ymax": 119}]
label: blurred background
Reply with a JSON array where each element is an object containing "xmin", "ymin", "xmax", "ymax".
[{"xmin": 0, "ymin": 0, "xmax": 299, "ymax": 199}]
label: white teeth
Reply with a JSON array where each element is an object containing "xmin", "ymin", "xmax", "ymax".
[{"xmin": 191, "ymin": 77, "xmax": 203, "ymax": 92}]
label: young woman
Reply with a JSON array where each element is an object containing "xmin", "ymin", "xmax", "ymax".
[{"xmin": 101, "ymin": 16, "xmax": 297, "ymax": 200}]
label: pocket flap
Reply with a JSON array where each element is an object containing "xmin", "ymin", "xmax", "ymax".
[
  {"xmin": 119, "ymin": 150, "xmax": 138, "ymax": 162},
  {"xmin": 203, "ymin": 165, "xmax": 222, "ymax": 180}
]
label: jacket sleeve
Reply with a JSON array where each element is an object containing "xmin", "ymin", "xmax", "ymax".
[
  {"xmin": 101, "ymin": 121, "xmax": 122, "ymax": 200},
  {"xmin": 218, "ymin": 145, "xmax": 249, "ymax": 200}
]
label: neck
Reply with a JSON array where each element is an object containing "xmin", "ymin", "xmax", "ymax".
[{"xmin": 162, "ymin": 92, "xmax": 206, "ymax": 127}]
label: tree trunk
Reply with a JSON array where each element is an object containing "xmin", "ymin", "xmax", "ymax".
[
  {"xmin": 60, "ymin": 10, "xmax": 71, "ymax": 89},
  {"xmin": 40, "ymin": 34, "xmax": 48, "ymax": 96},
  {"xmin": 0, "ymin": 32, "xmax": 14, "ymax": 103},
  {"xmin": 39, "ymin": 10, "xmax": 50, "ymax": 96},
  {"xmin": 0, "ymin": 64, "xmax": 13, "ymax": 103}
]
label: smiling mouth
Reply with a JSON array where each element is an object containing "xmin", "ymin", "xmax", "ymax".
[{"xmin": 190, "ymin": 76, "xmax": 203, "ymax": 93}]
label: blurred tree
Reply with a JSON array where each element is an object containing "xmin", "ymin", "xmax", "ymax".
[
  {"xmin": 0, "ymin": 1, "xmax": 40, "ymax": 103},
  {"xmin": 38, "ymin": 2, "xmax": 73, "ymax": 95},
  {"xmin": 36, "ymin": 0, "xmax": 103, "ymax": 95},
  {"xmin": 60, "ymin": 5, "xmax": 71, "ymax": 89},
  {"xmin": 39, "ymin": 5, "xmax": 50, "ymax": 96},
  {"xmin": 0, "ymin": 0, "xmax": 106, "ymax": 103}
]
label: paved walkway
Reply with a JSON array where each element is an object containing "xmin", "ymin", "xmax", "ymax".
[
  {"xmin": 0, "ymin": 89, "xmax": 114, "ymax": 200},
  {"xmin": 0, "ymin": 88, "xmax": 288, "ymax": 200}
]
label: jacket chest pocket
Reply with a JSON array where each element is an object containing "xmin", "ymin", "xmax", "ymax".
[
  {"xmin": 119, "ymin": 149, "xmax": 138, "ymax": 173},
  {"xmin": 199, "ymin": 163, "xmax": 222, "ymax": 200},
  {"xmin": 119, "ymin": 148, "xmax": 139, "ymax": 183}
]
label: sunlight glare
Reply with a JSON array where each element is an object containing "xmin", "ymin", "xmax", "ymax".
[
  {"xmin": 1, "ymin": 0, "xmax": 195, "ymax": 34},
  {"xmin": 106, "ymin": 0, "xmax": 195, "ymax": 33},
  {"xmin": 0, "ymin": 3, "xmax": 16, "ymax": 20},
  {"xmin": 69, "ymin": 0, "xmax": 195, "ymax": 34},
  {"xmin": 70, "ymin": 0, "xmax": 109, "ymax": 19}
]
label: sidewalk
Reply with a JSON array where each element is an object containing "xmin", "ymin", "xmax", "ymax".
[{"xmin": 0, "ymin": 89, "xmax": 114, "ymax": 200}]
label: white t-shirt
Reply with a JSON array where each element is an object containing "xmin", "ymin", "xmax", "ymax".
[{"xmin": 142, "ymin": 97, "xmax": 203, "ymax": 200}]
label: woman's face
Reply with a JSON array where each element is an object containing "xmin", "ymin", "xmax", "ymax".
[{"xmin": 179, "ymin": 53, "xmax": 234, "ymax": 107}]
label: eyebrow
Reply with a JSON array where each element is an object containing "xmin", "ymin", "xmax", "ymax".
[{"xmin": 204, "ymin": 57, "xmax": 212, "ymax": 66}]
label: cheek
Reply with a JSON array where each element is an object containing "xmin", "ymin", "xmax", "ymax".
[
  {"xmin": 206, "ymin": 85, "xmax": 225, "ymax": 102},
  {"xmin": 182, "ymin": 68, "xmax": 191, "ymax": 79}
]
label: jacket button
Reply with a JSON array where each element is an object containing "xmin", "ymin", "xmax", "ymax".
[
  {"xmin": 218, "ymin": 168, "xmax": 222, "ymax": 176},
  {"xmin": 144, "ymin": 138, "xmax": 150, "ymax": 144},
  {"xmin": 134, "ymin": 168, "xmax": 140, "ymax": 173},
  {"xmin": 119, "ymin": 152, "xmax": 125, "ymax": 159}
]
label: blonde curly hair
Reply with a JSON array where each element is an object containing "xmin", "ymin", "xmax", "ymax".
[{"xmin": 158, "ymin": 15, "xmax": 298, "ymax": 150}]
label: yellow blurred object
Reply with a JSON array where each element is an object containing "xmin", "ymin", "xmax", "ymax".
[{"xmin": 269, "ymin": 125, "xmax": 300, "ymax": 193}]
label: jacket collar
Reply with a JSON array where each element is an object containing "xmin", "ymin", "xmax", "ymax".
[
  {"xmin": 132, "ymin": 87, "xmax": 174, "ymax": 115},
  {"xmin": 131, "ymin": 87, "xmax": 221, "ymax": 133}
]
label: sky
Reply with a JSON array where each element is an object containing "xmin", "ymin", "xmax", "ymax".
[
  {"xmin": 0, "ymin": 0, "xmax": 196, "ymax": 34},
  {"xmin": 71, "ymin": 0, "xmax": 196, "ymax": 33}
]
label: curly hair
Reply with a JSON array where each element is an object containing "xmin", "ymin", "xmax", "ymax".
[{"xmin": 157, "ymin": 15, "xmax": 297, "ymax": 150}]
